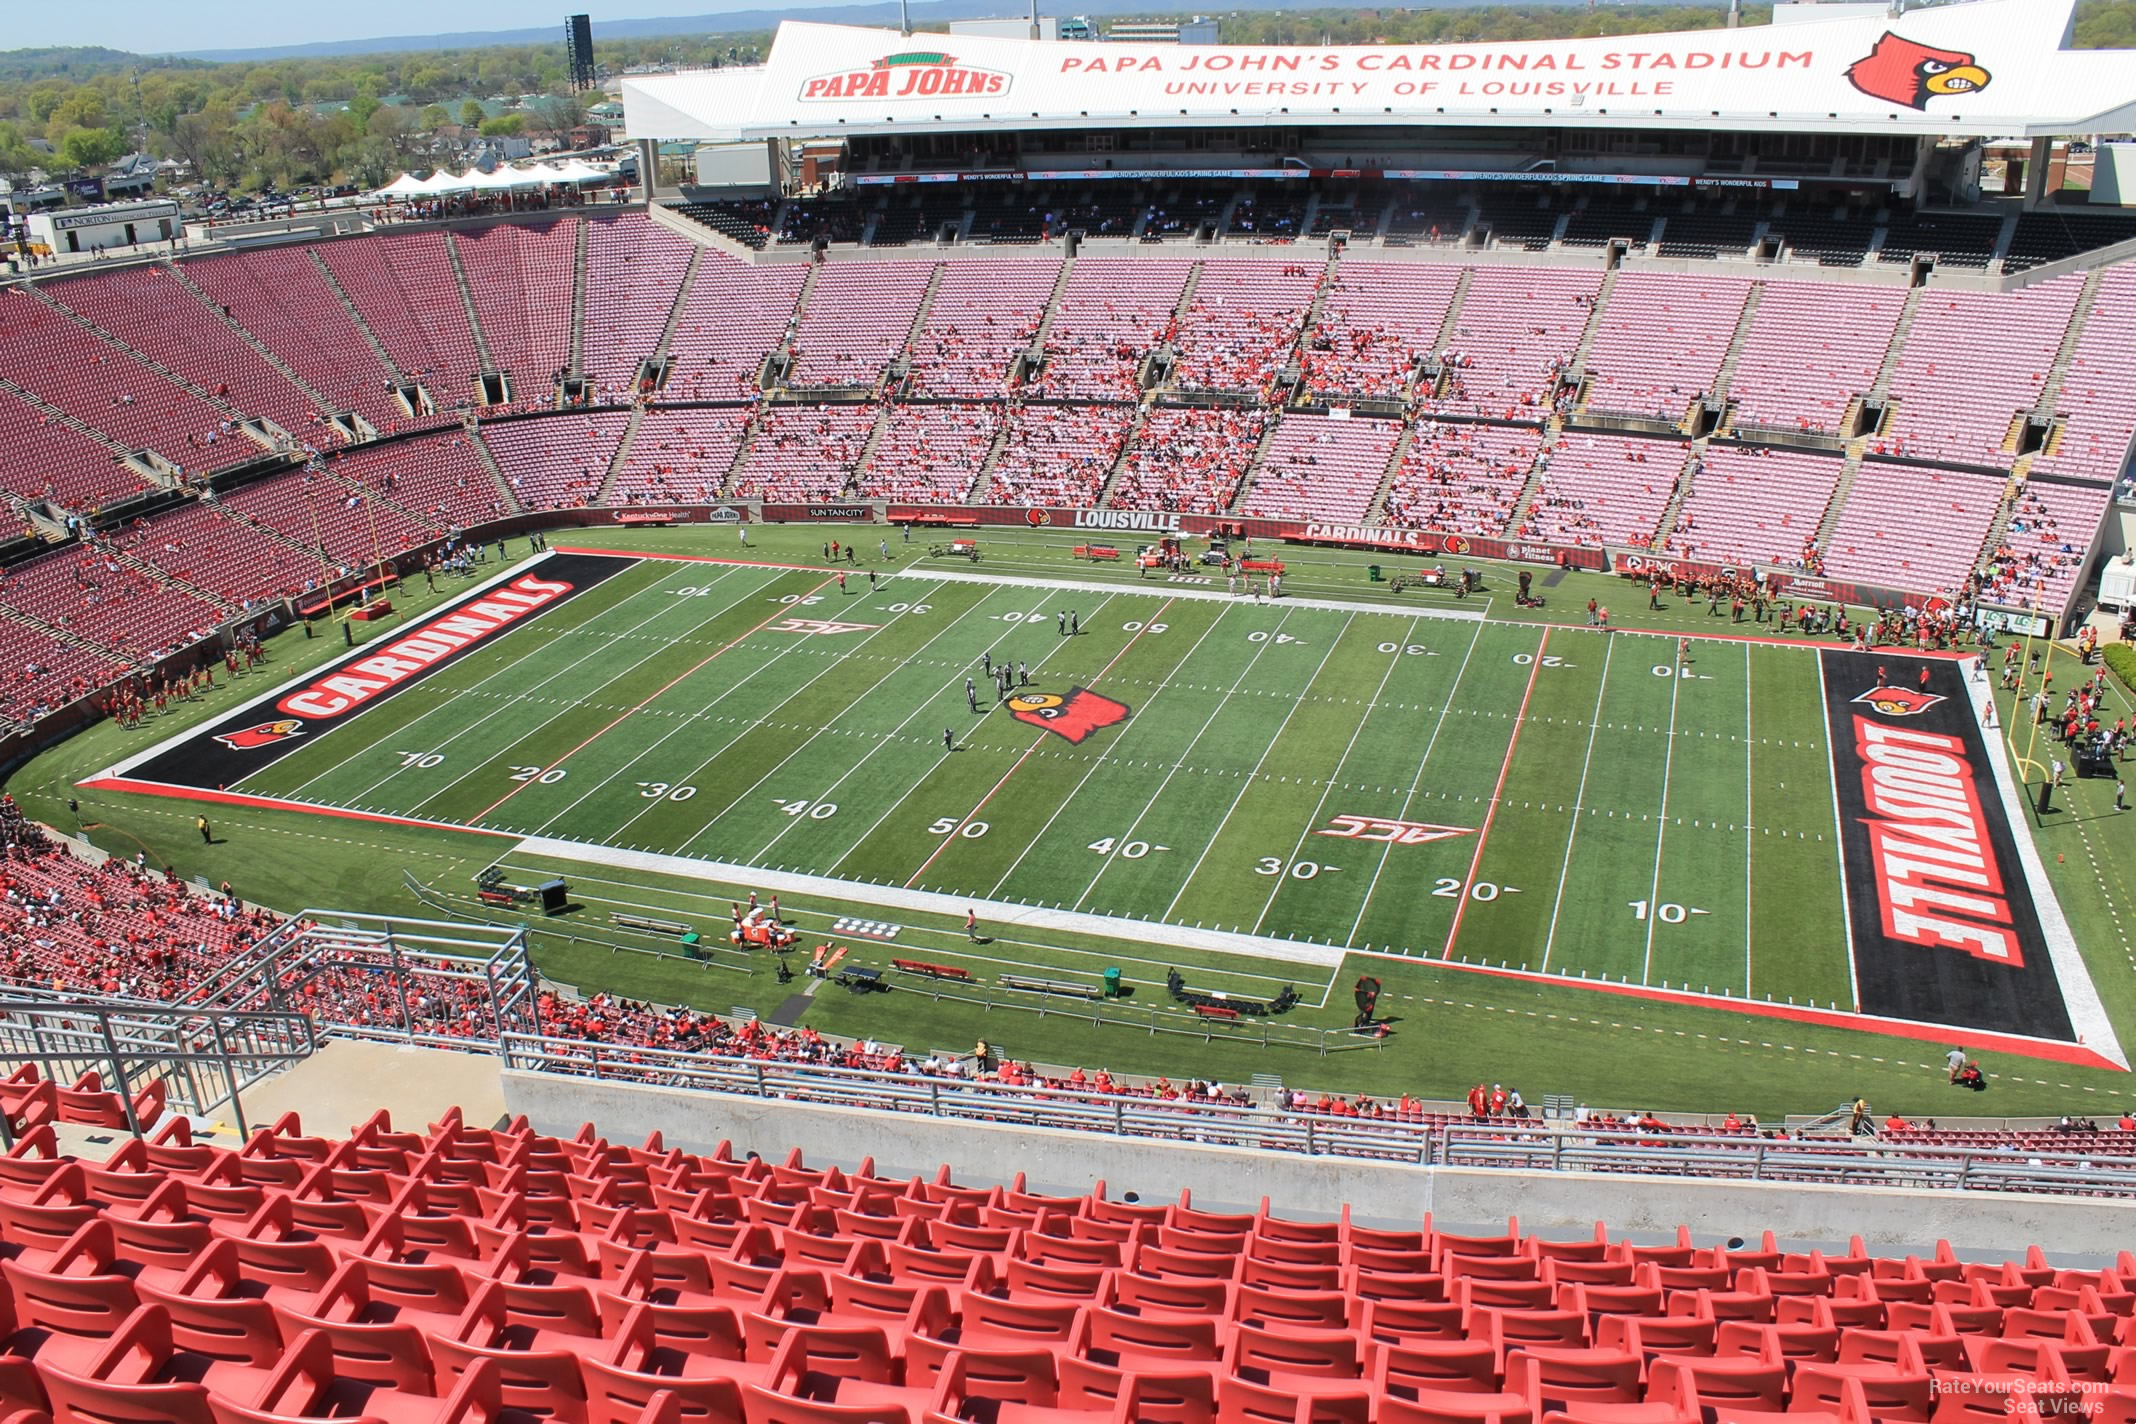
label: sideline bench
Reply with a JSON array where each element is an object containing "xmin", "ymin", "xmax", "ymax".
[
  {"xmin": 893, "ymin": 959, "xmax": 972, "ymax": 981},
  {"xmin": 1239, "ymin": 559, "xmax": 1286, "ymax": 575},
  {"xmin": 1193, "ymin": 1003, "xmax": 1242, "ymax": 1022},
  {"xmin": 614, "ymin": 913, "xmax": 693, "ymax": 936},
  {"xmin": 1000, "ymin": 974, "xmax": 1104, "ymax": 1001},
  {"xmin": 836, "ymin": 966, "xmax": 886, "ymax": 992},
  {"xmin": 1074, "ymin": 544, "xmax": 1120, "ymax": 562}
]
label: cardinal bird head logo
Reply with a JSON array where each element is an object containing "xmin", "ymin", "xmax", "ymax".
[
  {"xmin": 214, "ymin": 719, "xmax": 305, "ymax": 750},
  {"xmin": 1853, "ymin": 686, "xmax": 1945, "ymax": 718},
  {"xmin": 1008, "ymin": 688, "xmax": 1130, "ymax": 744},
  {"xmin": 1846, "ymin": 32, "xmax": 1991, "ymax": 110},
  {"xmin": 1024, "ymin": 509, "xmax": 1052, "ymax": 527}
]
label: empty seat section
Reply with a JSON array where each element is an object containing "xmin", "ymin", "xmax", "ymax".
[
  {"xmin": 455, "ymin": 219, "xmax": 577, "ymax": 392},
  {"xmin": 181, "ymin": 246, "xmax": 404, "ymax": 428},
  {"xmin": 861, "ymin": 404, "xmax": 998, "ymax": 504},
  {"xmin": 614, "ymin": 408, "xmax": 753, "ymax": 504},
  {"xmin": 481, "ymin": 412, "xmax": 631, "ymax": 510},
  {"xmin": 42, "ymin": 265, "xmax": 321, "ymax": 438},
  {"xmin": 1819, "ymin": 462, "xmax": 2006, "ymax": 594},
  {"xmin": 1430, "ymin": 268, "xmax": 1599, "ymax": 420},
  {"xmin": 1301, "ymin": 263, "xmax": 1461, "ymax": 401},
  {"xmin": 1662, "ymin": 447, "xmax": 1844, "ymax": 571},
  {"xmin": 1111, "ymin": 406, "xmax": 1264, "ymax": 515},
  {"xmin": 1383, "ymin": 421, "xmax": 1540, "ymax": 537},
  {"xmin": 1583, "ymin": 274, "xmax": 1749, "ymax": 420},
  {"xmin": 1518, "ymin": 435, "xmax": 1684, "ymax": 549},
  {"xmin": 908, "ymin": 262, "xmax": 1058, "ymax": 399},
  {"xmin": 789, "ymin": 264, "xmax": 933, "ymax": 390},
  {"xmin": 581, "ymin": 213, "xmax": 695, "ymax": 400},
  {"xmin": 1880, "ymin": 277, "xmax": 2083, "ymax": 467},
  {"xmin": 986, "ymin": 406, "xmax": 1133, "ymax": 509},
  {"xmin": 1240, "ymin": 413, "xmax": 1400, "ymax": 524},
  {"xmin": 1030, "ymin": 259, "xmax": 1191, "ymax": 400},
  {"xmin": 667, "ymin": 251, "xmax": 809, "ymax": 400}
]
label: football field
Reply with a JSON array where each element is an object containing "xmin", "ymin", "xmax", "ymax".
[{"xmin": 113, "ymin": 548, "xmax": 1879, "ymax": 1009}]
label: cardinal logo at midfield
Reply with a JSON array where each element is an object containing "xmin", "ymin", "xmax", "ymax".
[
  {"xmin": 1853, "ymin": 686, "xmax": 1945, "ymax": 718},
  {"xmin": 1008, "ymin": 688, "xmax": 1130, "ymax": 744}
]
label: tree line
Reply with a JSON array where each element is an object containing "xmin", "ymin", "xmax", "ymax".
[{"xmin": 0, "ymin": 0, "xmax": 2127, "ymax": 194}]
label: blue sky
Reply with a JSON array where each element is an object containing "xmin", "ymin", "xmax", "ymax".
[{"xmin": 14, "ymin": 1, "xmax": 730, "ymax": 56}]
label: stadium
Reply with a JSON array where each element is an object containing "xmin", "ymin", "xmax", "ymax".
[{"xmin": 1, "ymin": 0, "xmax": 2136, "ymax": 1416}]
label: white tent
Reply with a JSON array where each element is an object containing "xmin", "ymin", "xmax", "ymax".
[
  {"xmin": 427, "ymin": 170, "xmax": 479, "ymax": 192},
  {"xmin": 544, "ymin": 158, "xmax": 612, "ymax": 185},
  {"xmin": 469, "ymin": 165, "xmax": 535, "ymax": 192},
  {"xmin": 371, "ymin": 172, "xmax": 432, "ymax": 199}
]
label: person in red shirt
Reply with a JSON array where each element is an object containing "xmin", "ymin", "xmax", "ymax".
[
  {"xmin": 1467, "ymin": 1083, "xmax": 1488, "ymax": 1117},
  {"xmin": 1487, "ymin": 1084, "xmax": 1509, "ymax": 1116}
]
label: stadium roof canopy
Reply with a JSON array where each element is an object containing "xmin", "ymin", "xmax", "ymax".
[{"xmin": 623, "ymin": 0, "xmax": 2132, "ymax": 145}]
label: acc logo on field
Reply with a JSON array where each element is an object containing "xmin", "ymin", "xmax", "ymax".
[
  {"xmin": 1852, "ymin": 686, "xmax": 1945, "ymax": 718},
  {"xmin": 1008, "ymin": 688, "xmax": 1129, "ymax": 744},
  {"xmin": 1025, "ymin": 509, "xmax": 1052, "ymax": 527},
  {"xmin": 214, "ymin": 719, "xmax": 305, "ymax": 751}
]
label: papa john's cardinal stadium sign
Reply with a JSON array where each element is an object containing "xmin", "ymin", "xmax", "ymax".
[{"xmin": 626, "ymin": 0, "xmax": 2131, "ymax": 143}]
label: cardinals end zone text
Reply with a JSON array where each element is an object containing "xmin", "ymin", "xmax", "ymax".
[
  {"xmin": 1820, "ymin": 650, "xmax": 2075, "ymax": 1043},
  {"xmin": 279, "ymin": 574, "xmax": 572, "ymax": 719},
  {"xmin": 114, "ymin": 553, "xmax": 631, "ymax": 795}
]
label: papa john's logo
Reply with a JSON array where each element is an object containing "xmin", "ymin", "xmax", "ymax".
[
  {"xmin": 1845, "ymin": 32, "xmax": 1991, "ymax": 110},
  {"xmin": 801, "ymin": 51, "xmax": 1011, "ymax": 102},
  {"xmin": 214, "ymin": 719, "xmax": 305, "ymax": 751},
  {"xmin": 1008, "ymin": 688, "xmax": 1129, "ymax": 744},
  {"xmin": 1853, "ymin": 686, "xmax": 1945, "ymax": 718}
]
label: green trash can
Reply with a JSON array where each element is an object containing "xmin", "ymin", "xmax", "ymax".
[
  {"xmin": 679, "ymin": 931, "xmax": 702, "ymax": 959},
  {"xmin": 1368, "ymin": 564, "xmax": 1383, "ymax": 583},
  {"xmin": 1103, "ymin": 967, "xmax": 1122, "ymax": 998}
]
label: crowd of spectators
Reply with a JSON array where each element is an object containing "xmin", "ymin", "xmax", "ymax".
[{"xmin": 1109, "ymin": 406, "xmax": 1265, "ymax": 514}]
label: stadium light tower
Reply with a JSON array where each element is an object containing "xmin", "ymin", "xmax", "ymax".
[{"xmin": 565, "ymin": 13, "xmax": 596, "ymax": 93}]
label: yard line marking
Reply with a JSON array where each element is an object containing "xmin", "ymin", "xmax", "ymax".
[
  {"xmin": 1743, "ymin": 640, "xmax": 1754, "ymax": 995},
  {"xmin": 1540, "ymin": 632, "xmax": 1616, "ymax": 974},
  {"xmin": 677, "ymin": 582, "xmax": 1007, "ymax": 855},
  {"xmin": 1346, "ymin": 619, "xmax": 1486, "ymax": 947},
  {"xmin": 1638, "ymin": 635, "xmax": 1686, "ymax": 986},
  {"xmin": 465, "ymin": 572, "xmax": 841, "ymax": 825},
  {"xmin": 1440, "ymin": 625, "xmax": 1550, "ymax": 961},
  {"xmin": 1249, "ymin": 615, "xmax": 1419, "ymax": 936},
  {"xmin": 903, "ymin": 597, "xmax": 1173, "ymax": 890},
  {"xmin": 986, "ymin": 600, "xmax": 1233, "ymax": 900},
  {"xmin": 1816, "ymin": 649, "xmax": 1861, "ymax": 1016},
  {"xmin": 390, "ymin": 566, "xmax": 780, "ymax": 817},
  {"xmin": 818, "ymin": 597, "xmax": 1110, "ymax": 877},
  {"xmin": 1063, "ymin": 608, "xmax": 1299, "ymax": 915},
  {"xmin": 532, "ymin": 579, "xmax": 965, "ymax": 841},
  {"xmin": 1161, "ymin": 615, "xmax": 1350, "ymax": 924},
  {"xmin": 296, "ymin": 567, "xmax": 739, "ymax": 811}
]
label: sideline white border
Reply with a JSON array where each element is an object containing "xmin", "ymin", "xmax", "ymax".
[
  {"xmin": 93, "ymin": 553, "xmax": 560, "ymax": 786},
  {"xmin": 917, "ymin": 567, "xmax": 1487, "ymax": 623},
  {"xmin": 511, "ymin": 835, "xmax": 1349, "ymax": 969},
  {"xmin": 1965, "ymin": 657, "xmax": 2127, "ymax": 1069}
]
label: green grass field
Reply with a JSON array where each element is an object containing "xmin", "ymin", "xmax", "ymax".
[{"xmin": 28, "ymin": 524, "xmax": 2136, "ymax": 1120}]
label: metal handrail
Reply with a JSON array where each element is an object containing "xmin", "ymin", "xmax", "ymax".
[
  {"xmin": 498, "ymin": 1032, "xmax": 2136, "ymax": 1201},
  {"xmin": 0, "ymin": 996, "xmax": 318, "ymax": 1138}
]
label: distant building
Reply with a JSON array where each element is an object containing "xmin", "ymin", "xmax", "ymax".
[
  {"xmin": 569, "ymin": 122, "xmax": 613, "ymax": 149},
  {"xmin": 1102, "ymin": 17, "xmax": 1218, "ymax": 43},
  {"xmin": 28, "ymin": 198, "xmax": 181, "ymax": 254},
  {"xmin": 102, "ymin": 154, "xmax": 165, "ymax": 198},
  {"xmin": 950, "ymin": 17, "xmax": 1065, "ymax": 40}
]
